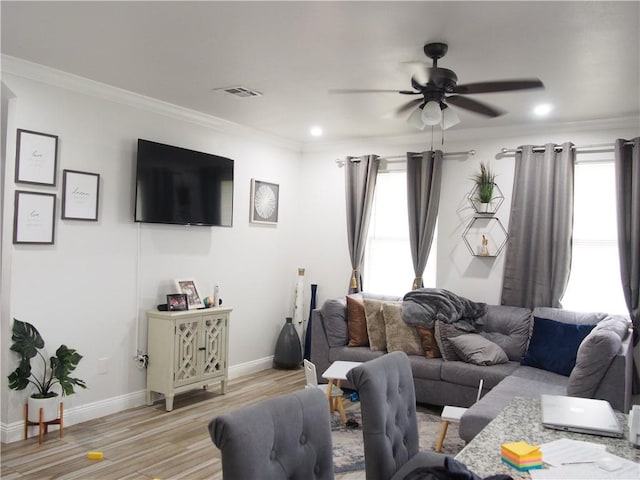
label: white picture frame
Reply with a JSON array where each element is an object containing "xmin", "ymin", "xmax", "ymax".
[
  {"xmin": 15, "ymin": 129, "xmax": 59, "ymax": 186},
  {"xmin": 174, "ymin": 279, "xmax": 205, "ymax": 309}
]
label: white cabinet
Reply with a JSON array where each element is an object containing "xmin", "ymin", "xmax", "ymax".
[{"xmin": 146, "ymin": 307, "xmax": 231, "ymax": 411}]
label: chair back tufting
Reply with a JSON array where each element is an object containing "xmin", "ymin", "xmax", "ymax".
[
  {"xmin": 209, "ymin": 388, "xmax": 334, "ymax": 479},
  {"xmin": 347, "ymin": 351, "xmax": 420, "ymax": 480}
]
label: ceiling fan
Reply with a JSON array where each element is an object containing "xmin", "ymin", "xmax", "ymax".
[{"xmin": 331, "ymin": 42, "xmax": 544, "ymax": 130}]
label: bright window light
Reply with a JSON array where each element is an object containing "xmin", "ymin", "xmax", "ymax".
[
  {"xmin": 310, "ymin": 126, "xmax": 323, "ymax": 137},
  {"xmin": 533, "ymin": 104, "xmax": 553, "ymax": 116}
]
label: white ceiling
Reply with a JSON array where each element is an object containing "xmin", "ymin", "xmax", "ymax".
[{"xmin": 2, "ymin": 1, "xmax": 639, "ymax": 145}]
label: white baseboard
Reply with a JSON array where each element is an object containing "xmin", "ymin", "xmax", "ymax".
[{"xmin": 1, "ymin": 356, "xmax": 274, "ymax": 444}]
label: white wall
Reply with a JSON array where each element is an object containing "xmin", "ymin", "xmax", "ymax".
[{"xmin": 0, "ymin": 63, "xmax": 309, "ymax": 442}]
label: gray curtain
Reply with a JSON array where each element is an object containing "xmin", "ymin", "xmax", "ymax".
[
  {"xmin": 345, "ymin": 155, "xmax": 380, "ymax": 293},
  {"xmin": 501, "ymin": 143, "xmax": 575, "ymax": 308},
  {"xmin": 615, "ymin": 137, "xmax": 640, "ymax": 343},
  {"xmin": 406, "ymin": 151, "xmax": 443, "ymax": 290}
]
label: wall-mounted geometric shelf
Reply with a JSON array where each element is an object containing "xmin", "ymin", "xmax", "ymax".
[
  {"xmin": 467, "ymin": 183, "xmax": 505, "ymax": 215},
  {"xmin": 462, "ymin": 216, "xmax": 509, "ymax": 257}
]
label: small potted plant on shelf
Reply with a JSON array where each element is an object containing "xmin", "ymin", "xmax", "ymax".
[
  {"xmin": 471, "ymin": 162, "xmax": 496, "ymax": 212},
  {"xmin": 7, "ymin": 319, "xmax": 87, "ymax": 423}
]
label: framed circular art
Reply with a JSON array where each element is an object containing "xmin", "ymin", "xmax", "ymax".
[{"xmin": 250, "ymin": 179, "xmax": 279, "ymax": 224}]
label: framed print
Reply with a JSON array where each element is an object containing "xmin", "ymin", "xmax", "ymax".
[
  {"xmin": 15, "ymin": 129, "xmax": 59, "ymax": 186},
  {"xmin": 13, "ymin": 190, "xmax": 56, "ymax": 244},
  {"xmin": 174, "ymin": 279, "xmax": 205, "ymax": 309},
  {"xmin": 167, "ymin": 293, "xmax": 188, "ymax": 311},
  {"xmin": 250, "ymin": 179, "xmax": 279, "ymax": 224},
  {"xmin": 62, "ymin": 169, "xmax": 100, "ymax": 221}
]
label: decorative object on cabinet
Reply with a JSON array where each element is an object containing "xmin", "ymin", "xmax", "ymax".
[
  {"xmin": 167, "ymin": 293, "xmax": 188, "ymax": 311},
  {"xmin": 250, "ymin": 178, "xmax": 279, "ymax": 224},
  {"xmin": 61, "ymin": 169, "xmax": 100, "ymax": 221},
  {"xmin": 174, "ymin": 279, "xmax": 205, "ymax": 309},
  {"xmin": 273, "ymin": 317, "xmax": 302, "ymax": 369},
  {"xmin": 146, "ymin": 307, "xmax": 231, "ymax": 411},
  {"xmin": 15, "ymin": 129, "xmax": 58, "ymax": 186},
  {"xmin": 7, "ymin": 319, "xmax": 86, "ymax": 434},
  {"xmin": 462, "ymin": 216, "xmax": 509, "ymax": 257},
  {"xmin": 13, "ymin": 191, "xmax": 56, "ymax": 245}
]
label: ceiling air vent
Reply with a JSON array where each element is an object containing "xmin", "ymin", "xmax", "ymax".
[{"xmin": 213, "ymin": 86, "xmax": 262, "ymax": 98}]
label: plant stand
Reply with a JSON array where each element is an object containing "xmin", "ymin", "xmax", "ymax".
[{"xmin": 24, "ymin": 402, "xmax": 63, "ymax": 444}]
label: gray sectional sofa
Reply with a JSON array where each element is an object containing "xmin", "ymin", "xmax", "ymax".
[{"xmin": 310, "ymin": 293, "xmax": 633, "ymax": 442}]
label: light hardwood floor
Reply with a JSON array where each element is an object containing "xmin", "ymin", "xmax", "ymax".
[{"xmin": 1, "ymin": 368, "xmax": 364, "ymax": 479}]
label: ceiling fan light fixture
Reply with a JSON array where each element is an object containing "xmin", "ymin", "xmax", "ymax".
[
  {"xmin": 407, "ymin": 107, "xmax": 426, "ymax": 130},
  {"xmin": 442, "ymin": 107, "xmax": 461, "ymax": 130},
  {"xmin": 421, "ymin": 100, "xmax": 442, "ymax": 125}
]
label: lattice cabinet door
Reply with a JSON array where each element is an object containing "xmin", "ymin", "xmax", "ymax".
[
  {"xmin": 200, "ymin": 314, "xmax": 228, "ymax": 382},
  {"xmin": 174, "ymin": 319, "xmax": 201, "ymax": 387}
]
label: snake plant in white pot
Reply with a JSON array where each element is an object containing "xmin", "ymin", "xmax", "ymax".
[{"xmin": 8, "ymin": 319, "xmax": 87, "ymax": 422}]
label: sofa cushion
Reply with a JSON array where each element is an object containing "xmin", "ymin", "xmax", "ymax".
[
  {"xmin": 320, "ymin": 298, "xmax": 348, "ymax": 347},
  {"xmin": 448, "ymin": 334, "xmax": 509, "ymax": 366},
  {"xmin": 363, "ymin": 298, "xmax": 387, "ymax": 351},
  {"xmin": 567, "ymin": 316, "xmax": 629, "ymax": 398},
  {"xmin": 382, "ymin": 302, "xmax": 423, "ymax": 355},
  {"xmin": 440, "ymin": 360, "xmax": 520, "ymax": 389},
  {"xmin": 409, "ymin": 355, "xmax": 443, "ymax": 381},
  {"xmin": 433, "ymin": 321, "xmax": 466, "ymax": 361},
  {"xmin": 532, "ymin": 307, "xmax": 607, "ymax": 325},
  {"xmin": 521, "ymin": 316, "xmax": 596, "ymax": 376},
  {"xmin": 346, "ymin": 294, "xmax": 369, "ymax": 347},
  {"xmin": 479, "ymin": 305, "xmax": 532, "ymax": 361},
  {"xmin": 416, "ymin": 326, "xmax": 441, "ymax": 359},
  {"xmin": 329, "ymin": 345, "xmax": 384, "ymax": 363}
]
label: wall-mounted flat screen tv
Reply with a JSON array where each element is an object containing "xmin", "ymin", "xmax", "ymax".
[{"xmin": 135, "ymin": 139, "xmax": 234, "ymax": 226}]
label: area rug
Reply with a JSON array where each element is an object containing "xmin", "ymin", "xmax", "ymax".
[{"xmin": 331, "ymin": 402, "xmax": 465, "ymax": 474}]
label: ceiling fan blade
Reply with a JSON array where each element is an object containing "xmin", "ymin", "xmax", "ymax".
[
  {"xmin": 446, "ymin": 95, "xmax": 505, "ymax": 117},
  {"xmin": 453, "ymin": 79, "xmax": 544, "ymax": 94},
  {"xmin": 328, "ymin": 88, "xmax": 419, "ymax": 95},
  {"xmin": 395, "ymin": 98, "xmax": 423, "ymax": 117}
]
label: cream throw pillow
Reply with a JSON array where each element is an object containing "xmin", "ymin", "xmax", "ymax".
[
  {"xmin": 382, "ymin": 302, "xmax": 423, "ymax": 356},
  {"xmin": 363, "ymin": 298, "xmax": 387, "ymax": 351}
]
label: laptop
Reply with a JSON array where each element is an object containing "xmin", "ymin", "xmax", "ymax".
[{"xmin": 541, "ymin": 394, "xmax": 624, "ymax": 438}]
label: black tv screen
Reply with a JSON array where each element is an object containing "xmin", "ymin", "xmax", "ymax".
[{"xmin": 135, "ymin": 139, "xmax": 234, "ymax": 226}]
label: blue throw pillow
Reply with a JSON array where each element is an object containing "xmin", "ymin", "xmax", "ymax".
[{"xmin": 521, "ymin": 317, "xmax": 596, "ymax": 376}]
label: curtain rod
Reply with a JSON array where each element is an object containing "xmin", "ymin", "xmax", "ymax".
[
  {"xmin": 499, "ymin": 142, "xmax": 635, "ymax": 155},
  {"xmin": 335, "ymin": 149, "xmax": 475, "ymax": 167}
]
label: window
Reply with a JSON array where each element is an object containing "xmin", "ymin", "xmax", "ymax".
[
  {"xmin": 561, "ymin": 160, "xmax": 627, "ymax": 315},
  {"xmin": 363, "ymin": 170, "xmax": 437, "ymax": 296}
]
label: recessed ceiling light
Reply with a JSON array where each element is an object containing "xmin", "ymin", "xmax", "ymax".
[
  {"xmin": 310, "ymin": 126, "xmax": 323, "ymax": 137},
  {"xmin": 533, "ymin": 104, "xmax": 553, "ymax": 116}
]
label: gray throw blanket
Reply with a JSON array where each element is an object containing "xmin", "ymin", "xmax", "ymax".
[{"xmin": 402, "ymin": 288, "xmax": 487, "ymax": 332}]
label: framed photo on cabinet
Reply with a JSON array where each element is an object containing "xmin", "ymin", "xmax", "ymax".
[
  {"xmin": 13, "ymin": 190, "xmax": 56, "ymax": 244},
  {"xmin": 15, "ymin": 129, "xmax": 59, "ymax": 186},
  {"xmin": 250, "ymin": 179, "xmax": 279, "ymax": 224},
  {"xmin": 62, "ymin": 169, "xmax": 100, "ymax": 221},
  {"xmin": 175, "ymin": 279, "xmax": 205, "ymax": 309}
]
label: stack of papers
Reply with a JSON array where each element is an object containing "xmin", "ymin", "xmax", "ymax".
[{"xmin": 501, "ymin": 441, "xmax": 543, "ymax": 471}]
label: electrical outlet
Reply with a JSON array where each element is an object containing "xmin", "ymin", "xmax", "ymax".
[{"xmin": 98, "ymin": 357, "xmax": 109, "ymax": 375}]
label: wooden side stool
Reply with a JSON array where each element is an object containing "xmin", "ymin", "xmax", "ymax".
[
  {"xmin": 24, "ymin": 402, "xmax": 64, "ymax": 444},
  {"xmin": 435, "ymin": 405, "xmax": 467, "ymax": 452}
]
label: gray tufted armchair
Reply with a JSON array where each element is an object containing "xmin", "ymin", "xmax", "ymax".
[
  {"xmin": 209, "ymin": 388, "xmax": 334, "ymax": 479},
  {"xmin": 347, "ymin": 351, "xmax": 449, "ymax": 480}
]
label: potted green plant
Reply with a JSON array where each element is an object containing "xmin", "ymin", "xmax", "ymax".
[
  {"xmin": 8, "ymin": 319, "xmax": 87, "ymax": 422},
  {"xmin": 471, "ymin": 162, "xmax": 496, "ymax": 212}
]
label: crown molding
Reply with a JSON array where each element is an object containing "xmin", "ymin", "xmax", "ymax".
[{"xmin": 1, "ymin": 55, "xmax": 302, "ymax": 153}]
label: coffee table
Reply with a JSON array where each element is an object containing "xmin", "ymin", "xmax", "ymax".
[
  {"xmin": 455, "ymin": 397, "xmax": 638, "ymax": 478},
  {"xmin": 322, "ymin": 360, "xmax": 362, "ymax": 424}
]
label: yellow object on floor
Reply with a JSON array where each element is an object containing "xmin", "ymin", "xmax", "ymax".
[{"xmin": 87, "ymin": 451, "xmax": 103, "ymax": 460}]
